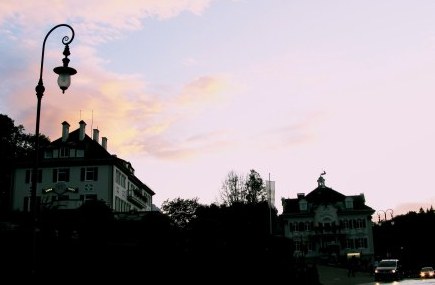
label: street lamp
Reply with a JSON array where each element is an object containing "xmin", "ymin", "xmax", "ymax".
[
  {"xmin": 377, "ymin": 209, "xmax": 394, "ymax": 222},
  {"xmin": 386, "ymin": 209, "xmax": 394, "ymax": 220},
  {"xmin": 377, "ymin": 210, "xmax": 386, "ymax": 223},
  {"xmin": 31, "ymin": 23, "xmax": 77, "ymax": 276},
  {"xmin": 376, "ymin": 209, "xmax": 395, "ymax": 257}
]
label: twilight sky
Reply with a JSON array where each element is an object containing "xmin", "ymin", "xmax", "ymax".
[{"xmin": 2, "ymin": 0, "xmax": 435, "ymax": 218}]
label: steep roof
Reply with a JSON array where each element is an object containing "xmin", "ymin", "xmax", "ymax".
[
  {"xmin": 48, "ymin": 126, "xmax": 155, "ymax": 196},
  {"xmin": 305, "ymin": 185, "xmax": 346, "ymax": 205},
  {"xmin": 48, "ymin": 128, "xmax": 112, "ymax": 159},
  {"xmin": 14, "ymin": 122, "xmax": 155, "ymax": 196},
  {"xmin": 282, "ymin": 175, "xmax": 375, "ymax": 214}
]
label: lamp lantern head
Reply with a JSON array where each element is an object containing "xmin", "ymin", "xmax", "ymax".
[{"xmin": 53, "ymin": 44, "xmax": 77, "ymax": 93}]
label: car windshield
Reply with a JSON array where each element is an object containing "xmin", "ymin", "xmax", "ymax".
[
  {"xmin": 422, "ymin": 267, "xmax": 433, "ymax": 271},
  {"xmin": 379, "ymin": 261, "xmax": 397, "ymax": 267}
]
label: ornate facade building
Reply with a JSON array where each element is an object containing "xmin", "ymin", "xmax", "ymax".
[{"xmin": 280, "ymin": 174, "xmax": 375, "ymax": 265}]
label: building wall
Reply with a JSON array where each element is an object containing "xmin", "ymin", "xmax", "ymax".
[
  {"xmin": 113, "ymin": 166, "xmax": 131, "ymax": 212},
  {"xmin": 282, "ymin": 211, "xmax": 375, "ymax": 263},
  {"xmin": 12, "ymin": 164, "xmax": 152, "ymax": 212},
  {"xmin": 12, "ymin": 164, "xmax": 115, "ymax": 211}
]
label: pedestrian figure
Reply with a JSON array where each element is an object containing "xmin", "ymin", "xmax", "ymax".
[{"xmin": 347, "ymin": 256, "xmax": 357, "ymax": 277}]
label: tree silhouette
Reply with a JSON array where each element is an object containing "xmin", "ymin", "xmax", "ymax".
[
  {"xmin": 219, "ymin": 169, "xmax": 267, "ymax": 205},
  {"xmin": 219, "ymin": 170, "xmax": 246, "ymax": 205},
  {"xmin": 0, "ymin": 114, "xmax": 50, "ymax": 213},
  {"xmin": 161, "ymin": 197, "xmax": 202, "ymax": 230}
]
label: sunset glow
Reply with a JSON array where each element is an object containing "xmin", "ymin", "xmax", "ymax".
[{"xmin": 2, "ymin": 0, "xmax": 435, "ymax": 216}]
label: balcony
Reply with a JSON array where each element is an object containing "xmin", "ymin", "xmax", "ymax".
[{"xmin": 127, "ymin": 188, "xmax": 148, "ymax": 209}]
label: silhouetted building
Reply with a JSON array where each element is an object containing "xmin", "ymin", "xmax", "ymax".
[
  {"xmin": 11, "ymin": 120, "xmax": 154, "ymax": 212},
  {"xmin": 280, "ymin": 174, "xmax": 375, "ymax": 265}
]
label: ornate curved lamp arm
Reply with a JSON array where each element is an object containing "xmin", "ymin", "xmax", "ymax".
[
  {"xmin": 377, "ymin": 210, "xmax": 386, "ymax": 222},
  {"xmin": 38, "ymin": 24, "xmax": 74, "ymax": 82},
  {"xmin": 36, "ymin": 24, "xmax": 76, "ymax": 97},
  {"xmin": 386, "ymin": 209, "xmax": 394, "ymax": 219}
]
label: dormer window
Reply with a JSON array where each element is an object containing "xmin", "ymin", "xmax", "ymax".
[
  {"xmin": 44, "ymin": 150, "xmax": 53, "ymax": 158},
  {"xmin": 76, "ymin": 149, "xmax": 84, "ymax": 157},
  {"xmin": 299, "ymin": 199, "xmax": 308, "ymax": 211},
  {"xmin": 345, "ymin": 197, "xmax": 354, "ymax": 209},
  {"xmin": 60, "ymin": 147, "xmax": 70, "ymax": 158}
]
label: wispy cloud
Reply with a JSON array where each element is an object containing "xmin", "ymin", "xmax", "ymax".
[
  {"xmin": 0, "ymin": 0, "xmax": 216, "ymax": 159},
  {"xmin": 177, "ymin": 75, "xmax": 229, "ymax": 106}
]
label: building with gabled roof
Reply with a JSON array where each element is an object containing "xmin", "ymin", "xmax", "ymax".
[
  {"xmin": 280, "ymin": 173, "xmax": 375, "ymax": 265},
  {"xmin": 11, "ymin": 120, "xmax": 154, "ymax": 213}
]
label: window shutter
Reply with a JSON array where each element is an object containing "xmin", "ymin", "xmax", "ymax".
[
  {"xmin": 25, "ymin": 170, "xmax": 30, "ymax": 183},
  {"xmin": 53, "ymin": 169, "xmax": 57, "ymax": 182},
  {"xmin": 94, "ymin": 167, "xmax": 98, "ymax": 181},
  {"xmin": 66, "ymin": 169, "xmax": 70, "ymax": 182},
  {"xmin": 81, "ymin": 168, "xmax": 85, "ymax": 181}
]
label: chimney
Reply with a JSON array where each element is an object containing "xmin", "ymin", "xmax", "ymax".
[
  {"xmin": 62, "ymin": 121, "xmax": 70, "ymax": 142},
  {"xmin": 93, "ymin": 128, "xmax": 99, "ymax": 142},
  {"xmin": 79, "ymin": 120, "xmax": 86, "ymax": 141},
  {"xmin": 102, "ymin": 137, "xmax": 108, "ymax": 150}
]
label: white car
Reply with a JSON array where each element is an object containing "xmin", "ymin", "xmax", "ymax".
[
  {"xmin": 420, "ymin": 267, "xmax": 435, "ymax": 278},
  {"xmin": 374, "ymin": 259, "xmax": 403, "ymax": 281}
]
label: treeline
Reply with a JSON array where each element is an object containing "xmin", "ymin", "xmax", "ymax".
[
  {"xmin": 0, "ymin": 200, "xmax": 320, "ymax": 284},
  {"xmin": 373, "ymin": 207, "xmax": 435, "ymax": 273}
]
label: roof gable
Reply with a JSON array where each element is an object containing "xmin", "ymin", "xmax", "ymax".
[
  {"xmin": 281, "ymin": 174, "xmax": 375, "ymax": 214},
  {"xmin": 48, "ymin": 128, "xmax": 112, "ymax": 159},
  {"xmin": 305, "ymin": 186, "xmax": 346, "ymax": 205}
]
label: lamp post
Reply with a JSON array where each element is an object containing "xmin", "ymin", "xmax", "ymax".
[
  {"xmin": 377, "ymin": 209, "xmax": 394, "ymax": 222},
  {"xmin": 377, "ymin": 210, "xmax": 386, "ymax": 223},
  {"xmin": 31, "ymin": 23, "xmax": 77, "ymax": 276},
  {"xmin": 375, "ymin": 209, "xmax": 396, "ymax": 259},
  {"xmin": 386, "ymin": 209, "xmax": 394, "ymax": 220}
]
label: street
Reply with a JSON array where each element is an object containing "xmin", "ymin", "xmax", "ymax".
[
  {"xmin": 359, "ymin": 278, "xmax": 435, "ymax": 285},
  {"xmin": 318, "ymin": 265, "xmax": 435, "ymax": 285}
]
